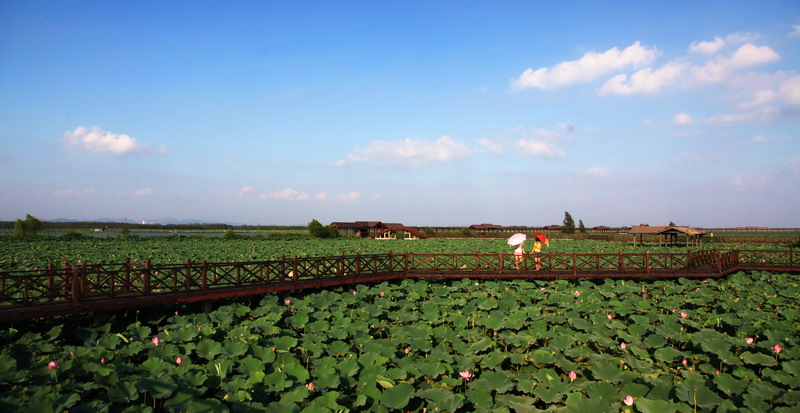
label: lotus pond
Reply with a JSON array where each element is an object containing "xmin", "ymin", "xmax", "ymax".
[{"xmin": 0, "ymin": 269, "xmax": 798, "ymax": 412}]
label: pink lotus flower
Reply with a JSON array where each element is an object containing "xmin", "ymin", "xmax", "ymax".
[
  {"xmin": 715, "ymin": 369, "xmax": 721, "ymax": 375},
  {"xmin": 100, "ymin": 357, "xmax": 105, "ymax": 365},
  {"xmin": 151, "ymin": 336, "xmax": 163, "ymax": 346},
  {"xmin": 352, "ymin": 290, "xmax": 357, "ymax": 295},
  {"xmin": 379, "ymin": 291, "xmax": 386, "ymax": 297},
  {"xmin": 459, "ymin": 370, "xmax": 472, "ymax": 381},
  {"xmin": 47, "ymin": 360, "xmax": 58, "ymax": 370},
  {"xmin": 568, "ymin": 371, "xmax": 577, "ymax": 382},
  {"xmin": 679, "ymin": 311, "xmax": 688, "ymax": 318},
  {"xmin": 404, "ymin": 347, "xmax": 411, "ymax": 354},
  {"xmin": 307, "ymin": 382, "xmax": 315, "ymax": 391},
  {"xmin": 620, "ymin": 342, "xmax": 626, "ymax": 349},
  {"xmin": 772, "ymin": 344, "xmax": 783, "ymax": 354},
  {"xmin": 671, "ymin": 308, "xmax": 676, "ymax": 313},
  {"xmin": 284, "ymin": 299, "xmax": 291, "ymax": 306},
  {"xmin": 623, "ymin": 395, "xmax": 634, "ymax": 406},
  {"xmin": 574, "ymin": 290, "xmax": 581, "ymax": 297},
  {"xmin": 682, "ymin": 358, "xmax": 688, "ymax": 366},
  {"xmin": 607, "ymin": 314, "xmax": 614, "ymax": 320},
  {"xmin": 176, "ymin": 357, "xmax": 183, "ymax": 365},
  {"xmin": 746, "ymin": 337, "xmax": 754, "ymax": 344}
]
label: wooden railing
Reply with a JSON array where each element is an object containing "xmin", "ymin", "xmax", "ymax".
[{"xmin": 0, "ymin": 249, "xmax": 796, "ymax": 322}]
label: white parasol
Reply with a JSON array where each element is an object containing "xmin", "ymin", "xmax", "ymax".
[{"xmin": 507, "ymin": 233, "xmax": 526, "ymax": 246}]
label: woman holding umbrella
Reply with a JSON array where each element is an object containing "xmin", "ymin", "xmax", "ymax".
[
  {"xmin": 507, "ymin": 233, "xmax": 527, "ymax": 270},
  {"xmin": 531, "ymin": 232, "xmax": 549, "ymax": 271}
]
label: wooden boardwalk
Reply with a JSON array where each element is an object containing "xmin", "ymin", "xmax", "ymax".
[{"xmin": 0, "ymin": 249, "xmax": 797, "ymax": 322}]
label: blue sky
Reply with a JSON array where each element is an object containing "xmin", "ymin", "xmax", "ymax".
[{"xmin": 1, "ymin": 1, "xmax": 799, "ymax": 227}]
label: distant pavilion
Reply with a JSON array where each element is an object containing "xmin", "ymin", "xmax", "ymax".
[{"xmin": 627, "ymin": 225, "xmax": 708, "ymax": 247}]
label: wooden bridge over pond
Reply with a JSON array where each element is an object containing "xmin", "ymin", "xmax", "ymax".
[{"xmin": 0, "ymin": 249, "xmax": 797, "ymax": 322}]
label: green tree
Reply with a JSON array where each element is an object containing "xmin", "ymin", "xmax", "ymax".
[
  {"xmin": 459, "ymin": 227, "xmax": 472, "ymax": 237},
  {"xmin": 13, "ymin": 214, "xmax": 43, "ymax": 237},
  {"xmin": 578, "ymin": 219, "xmax": 586, "ymax": 233},
  {"xmin": 308, "ymin": 219, "xmax": 339, "ymax": 238},
  {"xmin": 562, "ymin": 211, "xmax": 575, "ymax": 234},
  {"xmin": 221, "ymin": 229, "xmax": 237, "ymax": 239}
]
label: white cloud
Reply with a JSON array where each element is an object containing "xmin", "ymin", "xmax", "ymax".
[
  {"xmin": 332, "ymin": 159, "xmax": 347, "ymax": 167},
  {"xmin": 790, "ymin": 25, "xmax": 800, "ymax": 37},
  {"xmin": 512, "ymin": 41, "xmax": 658, "ymax": 90},
  {"xmin": 515, "ymin": 140, "xmax": 565, "ymax": 158},
  {"xmin": 689, "ymin": 37, "xmax": 725, "ymax": 54},
  {"xmin": 600, "ymin": 60, "xmax": 688, "ymax": 95},
  {"xmin": 705, "ymin": 106, "xmax": 779, "ymax": 123},
  {"xmin": 585, "ymin": 167, "xmax": 610, "ymax": 177},
  {"xmin": 237, "ymin": 186, "xmax": 252, "ymax": 197},
  {"xmin": 133, "ymin": 188, "xmax": 153, "ymax": 196},
  {"xmin": 681, "ymin": 153, "xmax": 725, "ymax": 163},
  {"xmin": 778, "ymin": 75, "xmax": 800, "ymax": 105},
  {"xmin": 348, "ymin": 135, "xmax": 471, "ymax": 165},
  {"xmin": 673, "ymin": 112, "xmax": 693, "ymax": 125},
  {"xmin": 752, "ymin": 136, "xmax": 768, "ymax": 143},
  {"xmin": 601, "ymin": 42, "xmax": 779, "ymax": 96},
  {"xmin": 62, "ymin": 126, "xmax": 157, "ymax": 156},
  {"xmin": 262, "ymin": 188, "xmax": 327, "ymax": 201}
]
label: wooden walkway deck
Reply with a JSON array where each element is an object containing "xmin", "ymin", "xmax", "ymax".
[{"xmin": 0, "ymin": 249, "xmax": 797, "ymax": 322}]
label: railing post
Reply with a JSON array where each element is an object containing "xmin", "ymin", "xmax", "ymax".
[
  {"xmin": 404, "ymin": 251, "xmax": 409, "ymax": 275},
  {"xmin": 389, "ymin": 250, "xmax": 393, "ymax": 272},
  {"xmin": 201, "ymin": 260, "xmax": 208, "ymax": 290},
  {"xmin": 498, "ymin": 253, "xmax": 503, "ymax": 274},
  {"xmin": 48, "ymin": 262, "xmax": 55, "ymax": 302},
  {"xmin": 355, "ymin": 253, "xmax": 361, "ymax": 277},
  {"xmin": 185, "ymin": 258, "xmax": 191, "ymax": 290},
  {"xmin": 645, "ymin": 251, "xmax": 650, "ymax": 273},
  {"xmin": 572, "ymin": 251, "xmax": 577, "ymax": 275},
  {"xmin": 292, "ymin": 256, "xmax": 298, "ymax": 282},
  {"xmin": 340, "ymin": 252, "xmax": 345, "ymax": 277},
  {"xmin": 281, "ymin": 254, "xmax": 286, "ymax": 281},
  {"xmin": 71, "ymin": 265, "xmax": 79, "ymax": 307},
  {"xmin": 477, "ymin": 250, "xmax": 481, "ymax": 270},
  {"xmin": 81, "ymin": 262, "xmax": 88, "ymax": 295},
  {"xmin": 619, "ymin": 250, "xmax": 623, "ymax": 271},
  {"xmin": 124, "ymin": 257, "xmax": 131, "ymax": 292},
  {"xmin": 144, "ymin": 258, "xmax": 152, "ymax": 294},
  {"xmin": 716, "ymin": 250, "xmax": 722, "ymax": 273}
]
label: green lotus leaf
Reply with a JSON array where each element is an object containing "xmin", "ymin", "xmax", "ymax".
[
  {"xmin": 466, "ymin": 387, "xmax": 494, "ymax": 409},
  {"xmin": 313, "ymin": 371, "xmax": 340, "ymax": 389},
  {"xmin": 306, "ymin": 390, "xmax": 345, "ymax": 411},
  {"xmin": 634, "ymin": 397, "xmax": 679, "ymax": 413},
  {"xmin": 223, "ymin": 339, "xmax": 248, "ymax": 357},
  {"xmin": 474, "ymin": 370, "xmax": 515, "ymax": 394},
  {"xmin": 0, "ymin": 353, "xmax": 17, "ymax": 374},
  {"xmin": 654, "ymin": 347, "xmax": 683, "ymax": 364},
  {"xmin": 237, "ymin": 356, "xmax": 264, "ymax": 375},
  {"xmin": 207, "ymin": 357, "xmax": 233, "ymax": 378},
  {"xmin": 280, "ymin": 386, "xmax": 310, "ymax": 405},
  {"xmin": 380, "ymin": 382, "xmax": 414, "ymax": 410},
  {"xmin": 643, "ymin": 334, "xmax": 667, "ymax": 348},
  {"xmin": 746, "ymin": 380, "xmax": 781, "ymax": 401},
  {"xmin": 764, "ymin": 369, "xmax": 800, "ymax": 387},
  {"xmin": 534, "ymin": 380, "xmax": 569, "ymax": 403},
  {"xmin": 289, "ymin": 313, "xmax": 309, "ymax": 329},
  {"xmin": 481, "ymin": 351, "xmax": 507, "ymax": 369},
  {"xmin": 140, "ymin": 356, "xmax": 170, "ymax": 375},
  {"xmin": 196, "ymin": 339, "xmax": 223, "ymax": 360},
  {"xmin": 585, "ymin": 381, "xmax": 618, "ymax": 403},
  {"xmin": 478, "ymin": 298, "xmax": 498, "ymax": 310},
  {"xmin": 418, "ymin": 387, "xmax": 465, "ymax": 412},
  {"xmin": 163, "ymin": 387, "xmax": 204, "ymax": 410},
  {"xmin": 183, "ymin": 369, "xmax": 208, "ymax": 387},
  {"xmin": 590, "ymin": 360, "xmax": 624, "ymax": 383},
  {"xmin": 741, "ymin": 351, "xmax": 778, "ymax": 366},
  {"xmin": 564, "ymin": 392, "xmax": 611, "ymax": 413},
  {"xmin": 336, "ymin": 358, "xmax": 359, "ymax": 377},
  {"xmin": 376, "ymin": 374, "xmax": 395, "ymax": 389},
  {"xmin": 210, "ymin": 309, "xmax": 234, "ymax": 325},
  {"xmin": 327, "ymin": 340, "xmax": 350, "ymax": 356},
  {"xmin": 252, "ymin": 345, "xmax": 276, "ymax": 364},
  {"xmin": 713, "ymin": 373, "xmax": 748, "ymax": 396},
  {"xmin": 468, "ymin": 337, "xmax": 493, "ymax": 354},
  {"xmin": 531, "ymin": 349, "xmax": 554, "ymax": 365},
  {"xmin": 359, "ymin": 351, "xmax": 388, "ymax": 367},
  {"xmin": 135, "ymin": 376, "xmax": 178, "ymax": 399},
  {"xmin": 619, "ymin": 382, "xmax": 649, "ymax": 398},
  {"xmin": 495, "ymin": 394, "xmax": 536, "ymax": 411},
  {"xmin": 272, "ymin": 336, "xmax": 298, "ymax": 353},
  {"xmin": 170, "ymin": 324, "xmax": 198, "ymax": 342},
  {"xmin": 265, "ymin": 371, "xmax": 292, "ymax": 392},
  {"xmin": 282, "ymin": 361, "xmax": 310, "ymax": 382},
  {"xmin": 675, "ymin": 383, "xmax": 721, "ymax": 409},
  {"xmin": 415, "ymin": 360, "xmax": 447, "ymax": 378}
]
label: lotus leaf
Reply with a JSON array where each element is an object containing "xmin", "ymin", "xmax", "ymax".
[
  {"xmin": 379, "ymin": 382, "xmax": 414, "ymax": 409},
  {"xmin": 742, "ymin": 351, "xmax": 779, "ymax": 366},
  {"xmin": 634, "ymin": 397, "xmax": 679, "ymax": 413}
]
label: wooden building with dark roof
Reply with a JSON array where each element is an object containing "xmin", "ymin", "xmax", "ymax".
[{"xmin": 627, "ymin": 225, "xmax": 708, "ymax": 247}]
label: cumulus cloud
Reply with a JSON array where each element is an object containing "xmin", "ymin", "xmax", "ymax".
[
  {"xmin": 791, "ymin": 25, "xmax": 800, "ymax": 37},
  {"xmin": 512, "ymin": 41, "xmax": 658, "ymax": 90},
  {"xmin": 476, "ymin": 138, "xmax": 508, "ymax": 154},
  {"xmin": 133, "ymin": 188, "xmax": 154, "ymax": 196},
  {"xmin": 601, "ymin": 42, "xmax": 779, "ymax": 96},
  {"xmin": 348, "ymin": 135, "xmax": 471, "ymax": 165},
  {"xmin": 673, "ymin": 113, "xmax": 693, "ymax": 125},
  {"xmin": 515, "ymin": 140, "xmax": 565, "ymax": 158},
  {"xmin": 688, "ymin": 32, "xmax": 755, "ymax": 54},
  {"xmin": 62, "ymin": 126, "xmax": 160, "ymax": 156}
]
